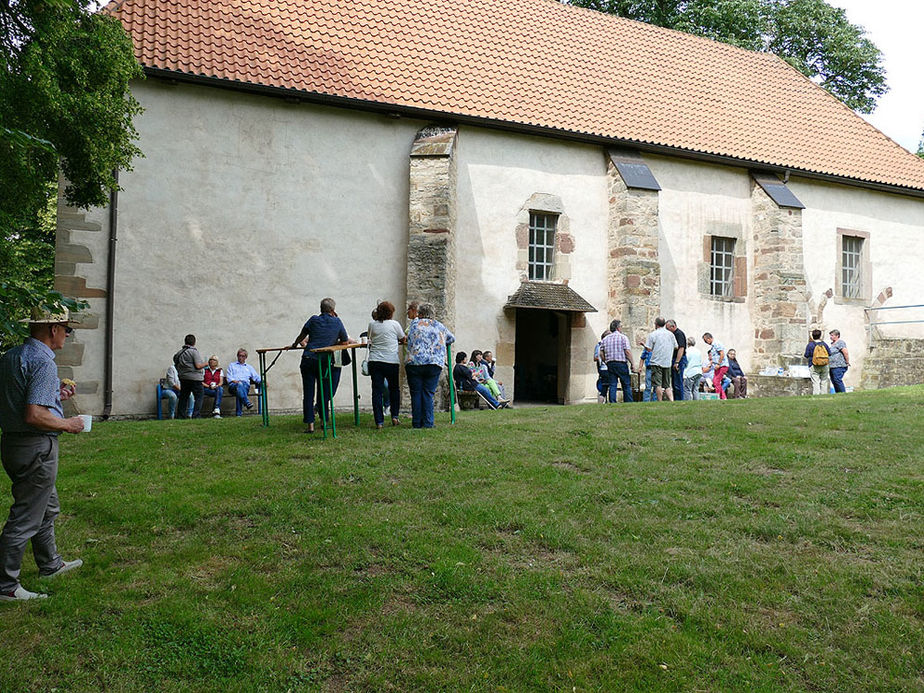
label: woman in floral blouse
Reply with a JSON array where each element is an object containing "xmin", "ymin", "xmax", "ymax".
[{"xmin": 404, "ymin": 303, "xmax": 455, "ymax": 428}]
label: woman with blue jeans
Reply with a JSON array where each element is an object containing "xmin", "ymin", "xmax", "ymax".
[
  {"xmin": 292, "ymin": 297, "xmax": 352, "ymax": 434},
  {"xmin": 404, "ymin": 303, "xmax": 455, "ymax": 428},
  {"xmin": 828, "ymin": 329, "xmax": 850, "ymax": 393},
  {"xmin": 366, "ymin": 300, "xmax": 406, "ymax": 428}
]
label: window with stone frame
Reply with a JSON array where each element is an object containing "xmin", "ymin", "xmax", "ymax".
[
  {"xmin": 700, "ymin": 231, "xmax": 746, "ymax": 301},
  {"xmin": 841, "ymin": 235, "xmax": 862, "ymax": 298},
  {"xmin": 710, "ymin": 236, "xmax": 736, "ymax": 297},
  {"xmin": 835, "ymin": 229, "xmax": 871, "ymax": 303},
  {"xmin": 528, "ymin": 212, "xmax": 557, "ymax": 281}
]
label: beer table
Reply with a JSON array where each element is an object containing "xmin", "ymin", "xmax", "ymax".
[
  {"xmin": 256, "ymin": 342, "xmax": 366, "ymax": 438},
  {"xmin": 256, "ymin": 341, "xmax": 458, "ymax": 436}
]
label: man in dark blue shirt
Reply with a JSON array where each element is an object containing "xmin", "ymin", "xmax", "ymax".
[{"xmin": 0, "ymin": 308, "xmax": 86, "ymax": 602}]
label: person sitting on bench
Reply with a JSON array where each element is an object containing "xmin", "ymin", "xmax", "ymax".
[
  {"xmin": 201, "ymin": 355, "xmax": 224, "ymax": 418},
  {"xmin": 225, "ymin": 348, "xmax": 261, "ymax": 416},
  {"xmin": 453, "ymin": 352, "xmax": 504, "ymax": 409}
]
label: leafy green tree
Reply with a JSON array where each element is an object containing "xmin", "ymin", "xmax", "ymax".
[
  {"xmin": 1, "ymin": 0, "xmax": 143, "ymax": 348},
  {"xmin": 570, "ymin": 0, "xmax": 887, "ymax": 114}
]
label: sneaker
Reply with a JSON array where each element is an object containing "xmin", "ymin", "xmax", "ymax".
[
  {"xmin": 40, "ymin": 558, "xmax": 83, "ymax": 579},
  {"xmin": 212, "ymin": 407, "xmax": 220, "ymax": 415},
  {"xmin": 213, "ymin": 413, "xmax": 221, "ymax": 419},
  {"xmin": 245, "ymin": 402, "xmax": 254, "ymax": 411},
  {"xmin": 0, "ymin": 586, "xmax": 48, "ymax": 602}
]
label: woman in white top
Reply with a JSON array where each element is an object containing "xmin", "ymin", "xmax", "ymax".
[
  {"xmin": 366, "ymin": 300, "xmax": 407, "ymax": 428},
  {"xmin": 682, "ymin": 336, "xmax": 704, "ymax": 400}
]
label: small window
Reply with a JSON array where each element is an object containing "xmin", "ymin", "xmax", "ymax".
[
  {"xmin": 841, "ymin": 235, "xmax": 863, "ymax": 299},
  {"xmin": 710, "ymin": 236, "xmax": 735, "ymax": 297},
  {"xmin": 528, "ymin": 212, "xmax": 557, "ymax": 281}
]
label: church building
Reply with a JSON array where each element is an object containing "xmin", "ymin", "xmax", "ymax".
[{"xmin": 56, "ymin": 0, "xmax": 924, "ymax": 415}]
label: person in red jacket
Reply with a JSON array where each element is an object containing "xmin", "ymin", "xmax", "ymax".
[{"xmin": 201, "ymin": 355, "xmax": 224, "ymax": 418}]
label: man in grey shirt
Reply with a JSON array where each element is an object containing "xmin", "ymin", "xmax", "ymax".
[
  {"xmin": 0, "ymin": 308, "xmax": 86, "ymax": 601},
  {"xmin": 644, "ymin": 317, "xmax": 676, "ymax": 401},
  {"xmin": 173, "ymin": 334, "xmax": 207, "ymax": 418}
]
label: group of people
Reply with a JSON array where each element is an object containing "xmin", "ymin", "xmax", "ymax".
[
  {"xmin": 162, "ymin": 336, "xmax": 262, "ymax": 419},
  {"xmin": 596, "ymin": 318, "xmax": 850, "ymax": 402},
  {"xmin": 453, "ymin": 349, "xmax": 510, "ymax": 409},
  {"xmin": 292, "ymin": 298, "xmax": 511, "ymax": 431},
  {"xmin": 594, "ymin": 317, "xmax": 745, "ymax": 403},
  {"xmin": 804, "ymin": 329, "xmax": 851, "ymax": 395}
]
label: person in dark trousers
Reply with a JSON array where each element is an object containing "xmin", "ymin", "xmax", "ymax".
[
  {"xmin": 666, "ymin": 319, "xmax": 687, "ymax": 401},
  {"xmin": 828, "ymin": 329, "xmax": 850, "ymax": 393},
  {"xmin": 173, "ymin": 334, "xmax": 207, "ymax": 418},
  {"xmin": 292, "ymin": 297, "xmax": 352, "ymax": 434},
  {"xmin": 726, "ymin": 349, "xmax": 748, "ymax": 398},
  {"xmin": 0, "ymin": 308, "xmax": 86, "ymax": 602},
  {"xmin": 453, "ymin": 352, "xmax": 503, "ymax": 409},
  {"xmin": 601, "ymin": 320, "xmax": 635, "ymax": 403}
]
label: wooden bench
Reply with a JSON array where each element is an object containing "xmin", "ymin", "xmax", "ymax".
[
  {"xmin": 455, "ymin": 389, "xmax": 496, "ymax": 410},
  {"xmin": 156, "ymin": 382, "xmax": 261, "ymax": 419}
]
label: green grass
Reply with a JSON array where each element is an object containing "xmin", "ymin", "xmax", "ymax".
[{"xmin": 1, "ymin": 388, "xmax": 922, "ymax": 691}]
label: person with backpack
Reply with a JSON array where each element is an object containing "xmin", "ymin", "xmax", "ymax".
[{"xmin": 804, "ymin": 329, "xmax": 831, "ymax": 395}]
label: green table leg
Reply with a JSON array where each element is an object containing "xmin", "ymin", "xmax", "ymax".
[
  {"xmin": 352, "ymin": 350, "xmax": 360, "ymax": 426},
  {"xmin": 318, "ymin": 357, "xmax": 328, "ymax": 439},
  {"xmin": 327, "ymin": 352, "xmax": 336, "ymax": 439},
  {"xmin": 259, "ymin": 352, "xmax": 269, "ymax": 427},
  {"xmin": 447, "ymin": 343, "xmax": 456, "ymax": 424}
]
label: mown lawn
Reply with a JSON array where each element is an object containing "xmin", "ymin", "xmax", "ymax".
[{"xmin": 1, "ymin": 388, "xmax": 922, "ymax": 691}]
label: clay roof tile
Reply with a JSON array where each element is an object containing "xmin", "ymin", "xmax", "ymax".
[{"xmin": 105, "ymin": 0, "xmax": 924, "ymax": 192}]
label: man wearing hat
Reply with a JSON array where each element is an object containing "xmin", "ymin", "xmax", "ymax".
[{"xmin": 0, "ymin": 307, "xmax": 86, "ymax": 601}]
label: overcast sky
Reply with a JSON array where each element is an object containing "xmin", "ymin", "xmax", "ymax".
[{"xmin": 828, "ymin": 0, "xmax": 924, "ymax": 153}]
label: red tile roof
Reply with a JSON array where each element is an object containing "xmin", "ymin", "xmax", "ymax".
[{"xmin": 105, "ymin": 0, "xmax": 924, "ymax": 193}]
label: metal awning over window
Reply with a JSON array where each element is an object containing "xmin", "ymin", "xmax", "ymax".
[
  {"xmin": 504, "ymin": 281, "xmax": 597, "ymax": 313},
  {"xmin": 751, "ymin": 171, "xmax": 805, "ymax": 209}
]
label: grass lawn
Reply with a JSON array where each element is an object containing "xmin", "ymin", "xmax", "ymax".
[{"xmin": 1, "ymin": 387, "xmax": 922, "ymax": 691}]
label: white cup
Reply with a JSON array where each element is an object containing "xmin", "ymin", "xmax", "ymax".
[{"xmin": 79, "ymin": 414, "xmax": 92, "ymax": 432}]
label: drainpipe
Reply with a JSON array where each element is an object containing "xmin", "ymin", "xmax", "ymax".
[{"xmin": 102, "ymin": 170, "xmax": 118, "ymax": 420}]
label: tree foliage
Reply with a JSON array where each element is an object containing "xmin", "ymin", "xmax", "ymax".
[
  {"xmin": 1, "ymin": 0, "xmax": 143, "ymax": 348},
  {"xmin": 570, "ymin": 0, "xmax": 887, "ymax": 114}
]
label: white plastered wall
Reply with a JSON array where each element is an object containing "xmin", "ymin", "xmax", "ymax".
[
  {"xmin": 791, "ymin": 177, "xmax": 924, "ymax": 386},
  {"xmin": 646, "ymin": 156, "xmax": 755, "ymax": 371},
  {"xmin": 454, "ymin": 128, "xmax": 610, "ymax": 401},
  {"xmin": 88, "ymin": 81, "xmax": 422, "ymax": 415}
]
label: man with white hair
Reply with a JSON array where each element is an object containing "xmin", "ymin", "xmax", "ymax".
[{"xmin": 0, "ymin": 308, "xmax": 86, "ymax": 602}]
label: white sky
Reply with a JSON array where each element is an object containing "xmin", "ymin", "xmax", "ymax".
[{"xmin": 828, "ymin": 0, "xmax": 924, "ymax": 153}]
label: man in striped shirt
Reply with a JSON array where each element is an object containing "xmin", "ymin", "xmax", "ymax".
[{"xmin": 600, "ymin": 320, "xmax": 634, "ymax": 403}]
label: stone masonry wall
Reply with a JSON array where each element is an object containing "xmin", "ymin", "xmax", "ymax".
[
  {"xmin": 54, "ymin": 198, "xmax": 108, "ymax": 415},
  {"xmin": 606, "ymin": 159, "xmax": 660, "ymax": 340},
  {"xmin": 860, "ymin": 339, "xmax": 924, "ymax": 390},
  {"xmin": 407, "ymin": 126, "xmax": 458, "ymax": 409},
  {"xmin": 749, "ymin": 183, "xmax": 810, "ymax": 370}
]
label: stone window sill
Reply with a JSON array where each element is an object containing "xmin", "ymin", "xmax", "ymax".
[
  {"xmin": 701, "ymin": 294, "xmax": 746, "ymax": 304},
  {"xmin": 833, "ymin": 296, "xmax": 869, "ymax": 307}
]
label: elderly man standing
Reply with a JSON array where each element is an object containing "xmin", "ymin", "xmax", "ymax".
[
  {"xmin": 644, "ymin": 317, "xmax": 675, "ymax": 401},
  {"xmin": 600, "ymin": 320, "xmax": 634, "ymax": 403},
  {"xmin": 173, "ymin": 334, "xmax": 207, "ymax": 419},
  {"xmin": 0, "ymin": 308, "xmax": 86, "ymax": 602},
  {"xmin": 225, "ymin": 348, "xmax": 262, "ymax": 416}
]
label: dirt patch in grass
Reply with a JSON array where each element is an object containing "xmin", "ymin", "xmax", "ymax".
[{"xmin": 552, "ymin": 460, "xmax": 587, "ymax": 473}]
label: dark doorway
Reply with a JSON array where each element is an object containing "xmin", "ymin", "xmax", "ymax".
[{"xmin": 514, "ymin": 309, "xmax": 569, "ymax": 404}]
